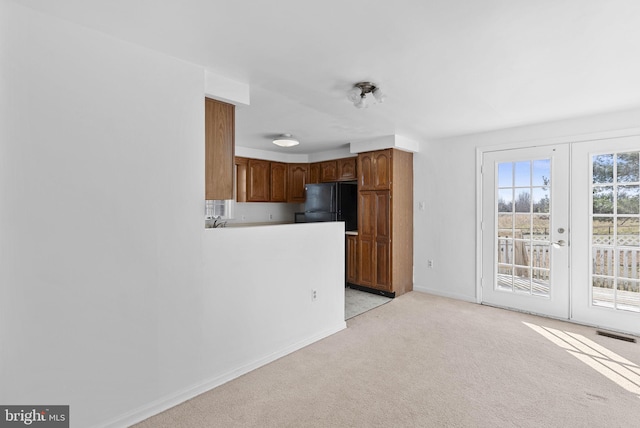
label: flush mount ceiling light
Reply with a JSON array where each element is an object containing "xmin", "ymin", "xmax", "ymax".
[
  {"xmin": 347, "ymin": 82, "xmax": 385, "ymax": 108},
  {"xmin": 272, "ymin": 133, "xmax": 300, "ymax": 147}
]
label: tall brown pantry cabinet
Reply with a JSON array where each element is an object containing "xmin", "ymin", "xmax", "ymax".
[{"xmin": 352, "ymin": 149, "xmax": 413, "ymax": 297}]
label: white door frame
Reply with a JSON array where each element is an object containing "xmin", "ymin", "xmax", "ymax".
[
  {"xmin": 476, "ymin": 128, "xmax": 640, "ymax": 332},
  {"xmin": 479, "ymin": 144, "xmax": 570, "ymax": 319},
  {"xmin": 571, "ymin": 135, "xmax": 640, "ymax": 335}
]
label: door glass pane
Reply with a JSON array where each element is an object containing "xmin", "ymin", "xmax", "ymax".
[
  {"xmin": 498, "ymin": 239, "xmax": 512, "ymax": 264},
  {"xmin": 620, "ymin": 281, "xmax": 640, "ymax": 312},
  {"xmin": 514, "ymin": 189, "xmax": 531, "ymax": 212},
  {"xmin": 497, "ymin": 265, "xmax": 513, "ymax": 290},
  {"xmin": 498, "ymin": 189, "xmax": 513, "ymax": 212},
  {"xmin": 498, "ymin": 163, "xmax": 513, "ymax": 187},
  {"xmin": 498, "ymin": 214, "xmax": 513, "ymax": 232},
  {"xmin": 590, "ymin": 151, "xmax": 640, "ymax": 313},
  {"xmin": 617, "ymin": 152, "xmax": 639, "ymax": 183},
  {"xmin": 617, "ymin": 217, "xmax": 640, "ymax": 247},
  {"xmin": 592, "ymin": 277, "xmax": 615, "ymax": 309},
  {"xmin": 593, "ymin": 217, "xmax": 613, "ymax": 245},
  {"xmin": 496, "ymin": 160, "xmax": 551, "ymax": 298},
  {"xmin": 617, "ymin": 249, "xmax": 640, "ymax": 279},
  {"xmin": 514, "ymin": 214, "xmax": 531, "ymax": 236},
  {"xmin": 532, "ymin": 159, "xmax": 550, "ymax": 186},
  {"xmin": 514, "ymin": 266, "xmax": 531, "ymax": 294},
  {"xmin": 592, "ymin": 247, "xmax": 614, "ymax": 276},
  {"xmin": 531, "ymin": 215, "xmax": 550, "ymax": 241},
  {"xmin": 530, "ymin": 245, "xmax": 550, "ymax": 271},
  {"xmin": 593, "ymin": 154, "xmax": 614, "ymax": 184},
  {"xmin": 593, "ymin": 186, "xmax": 614, "ymax": 214},
  {"xmin": 617, "ymin": 185, "xmax": 639, "ymax": 214},
  {"xmin": 532, "ymin": 188, "xmax": 550, "ymax": 213},
  {"xmin": 514, "ymin": 161, "xmax": 530, "ymax": 187}
]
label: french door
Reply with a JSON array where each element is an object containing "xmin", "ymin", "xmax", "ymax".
[
  {"xmin": 481, "ymin": 145, "xmax": 570, "ymax": 319},
  {"xmin": 571, "ymin": 136, "xmax": 640, "ymax": 335},
  {"xmin": 481, "ymin": 139, "xmax": 640, "ymax": 336}
]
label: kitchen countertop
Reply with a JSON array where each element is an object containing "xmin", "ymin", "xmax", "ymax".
[
  {"xmin": 222, "ymin": 221, "xmax": 293, "ymax": 228},
  {"xmin": 345, "ymin": 231, "xmax": 358, "ymax": 236}
]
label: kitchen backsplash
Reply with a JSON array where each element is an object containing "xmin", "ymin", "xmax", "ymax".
[{"xmin": 228, "ymin": 202, "xmax": 303, "ymax": 225}]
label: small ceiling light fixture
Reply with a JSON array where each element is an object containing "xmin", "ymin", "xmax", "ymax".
[
  {"xmin": 347, "ymin": 82, "xmax": 385, "ymax": 108},
  {"xmin": 272, "ymin": 133, "xmax": 300, "ymax": 147}
]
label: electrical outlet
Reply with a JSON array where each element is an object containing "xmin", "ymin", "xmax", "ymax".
[
  {"xmin": 312, "ymin": 289, "xmax": 317, "ymax": 301},
  {"xmin": 428, "ymin": 260, "xmax": 434, "ymax": 269},
  {"xmin": 269, "ymin": 214, "xmax": 273, "ymax": 220}
]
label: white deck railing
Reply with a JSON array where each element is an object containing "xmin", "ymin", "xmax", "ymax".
[{"xmin": 497, "ymin": 233, "xmax": 639, "ymax": 311}]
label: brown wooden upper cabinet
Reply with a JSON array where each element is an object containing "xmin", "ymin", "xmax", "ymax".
[
  {"xmin": 315, "ymin": 157, "xmax": 357, "ymax": 183},
  {"xmin": 320, "ymin": 160, "xmax": 338, "ymax": 182},
  {"xmin": 270, "ymin": 162, "xmax": 288, "ymax": 202},
  {"xmin": 358, "ymin": 149, "xmax": 391, "ymax": 190},
  {"xmin": 236, "ymin": 158, "xmax": 289, "ymax": 202},
  {"xmin": 247, "ymin": 159, "xmax": 270, "ymax": 202},
  {"xmin": 205, "ymin": 98, "xmax": 235, "ymax": 200},
  {"xmin": 309, "ymin": 163, "xmax": 321, "ymax": 184},
  {"xmin": 237, "ymin": 156, "xmax": 357, "ymax": 202},
  {"xmin": 337, "ymin": 157, "xmax": 357, "ymax": 181},
  {"xmin": 288, "ymin": 163, "xmax": 309, "ymax": 203}
]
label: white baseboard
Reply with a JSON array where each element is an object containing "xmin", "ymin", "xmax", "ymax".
[
  {"xmin": 98, "ymin": 322, "xmax": 347, "ymax": 428},
  {"xmin": 412, "ymin": 285, "xmax": 478, "ymax": 303}
]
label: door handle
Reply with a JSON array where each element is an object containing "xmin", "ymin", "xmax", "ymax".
[{"xmin": 552, "ymin": 240, "xmax": 567, "ymax": 248}]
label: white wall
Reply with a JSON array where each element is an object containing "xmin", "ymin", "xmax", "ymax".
[
  {"xmin": 231, "ymin": 202, "xmax": 302, "ymax": 225},
  {"xmin": 0, "ymin": 2, "xmax": 345, "ymax": 427},
  {"xmin": 413, "ymin": 107, "xmax": 640, "ymax": 302},
  {"xmin": 201, "ymin": 223, "xmax": 345, "ymax": 379}
]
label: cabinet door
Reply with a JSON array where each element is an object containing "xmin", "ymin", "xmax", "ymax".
[
  {"xmin": 357, "ymin": 190, "xmax": 391, "ymax": 291},
  {"xmin": 247, "ymin": 159, "xmax": 270, "ymax": 202},
  {"xmin": 374, "ymin": 191, "xmax": 391, "ymax": 290},
  {"xmin": 346, "ymin": 235, "xmax": 358, "ymax": 284},
  {"xmin": 309, "ymin": 163, "xmax": 321, "ymax": 184},
  {"xmin": 358, "ymin": 191, "xmax": 376, "ymax": 238},
  {"xmin": 287, "ymin": 163, "xmax": 308, "ymax": 202},
  {"xmin": 205, "ymin": 98, "xmax": 234, "ymax": 200},
  {"xmin": 337, "ymin": 157, "xmax": 357, "ymax": 181},
  {"xmin": 320, "ymin": 160, "xmax": 338, "ymax": 182},
  {"xmin": 373, "ymin": 150, "xmax": 392, "ymax": 190},
  {"xmin": 358, "ymin": 152, "xmax": 375, "ymax": 190},
  {"xmin": 358, "ymin": 238, "xmax": 375, "ymax": 287},
  {"xmin": 375, "ymin": 191, "xmax": 390, "ymax": 240},
  {"xmin": 270, "ymin": 162, "xmax": 287, "ymax": 202},
  {"xmin": 235, "ymin": 157, "xmax": 248, "ymax": 202},
  {"xmin": 357, "ymin": 192, "xmax": 376, "ymax": 286}
]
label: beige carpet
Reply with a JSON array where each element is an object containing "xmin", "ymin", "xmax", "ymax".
[{"xmin": 133, "ymin": 292, "xmax": 640, "ymax": 427}]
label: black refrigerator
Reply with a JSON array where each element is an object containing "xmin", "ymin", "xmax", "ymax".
[{"xmin": 294, "ymin": 182, "xmax": 358, "ymax": 231}]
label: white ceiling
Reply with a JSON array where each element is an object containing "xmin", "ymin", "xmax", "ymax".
[{"xmin": 17, "ymin": 0, "xmax": 640, "ymax": 154}]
